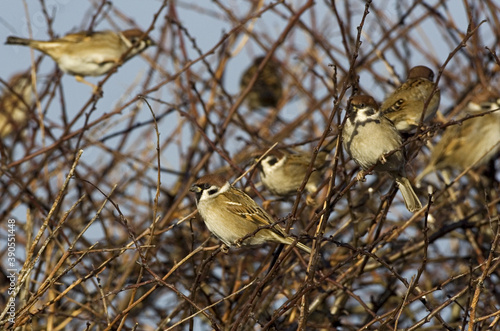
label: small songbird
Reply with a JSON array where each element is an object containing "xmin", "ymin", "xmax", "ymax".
[
  {"xmin": 190, "ymin": 174, "xmax": 311, "ymax": 253},
  {"xmin": 342, "ymin": 95, "xmax": 422, "ymax": 212},
  {"xmin": 239, "ymin": 56, "xmax": 283, "ymax": 109},
  {"xmin": 0, "ymin": 73, "xmax": 34, "ymax": 138},
  {"xmin": 5, "ymin": 29, "xmax": 155, "ymax": 90},
  {"xmin": 416, "ymin": 94, "xmax": 500, "ymax": 184},
  {"xmin": 256, "ymin": 137, "xmax": 337, "ymax": 197},
  {"xmin": 381, "ymin": 65, "xmax": 440, "ymax": 132}
]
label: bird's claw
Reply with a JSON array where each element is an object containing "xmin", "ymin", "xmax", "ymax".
[{"xmin": 356, "ymin": 171, "xmax": 367, "ymax": 182}]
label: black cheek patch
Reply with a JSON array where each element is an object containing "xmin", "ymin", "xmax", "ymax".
[
  {"xmin": 267, "ymin": 156, "xmax": 279, "ymax": 166},
  {"xmin": 208, "ymin": 188, "xmax": 218, "ymax": 195},
  {"xmin": 365, "ymin": 108, "xmax": 375, "ymax": 117},
  {"xmin": 481, "ymin": 103, "xmax": 493, "ymax": 110}
]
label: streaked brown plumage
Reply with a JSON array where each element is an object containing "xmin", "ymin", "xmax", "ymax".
[
  {"xmin": 0, "ymin": 73, "xmax": 34, "ymax": 138},
  {"xmin": 256, "ymin": 137, "xmax": 336, "ymax": 197},
  {"xmin": 381, "ymin": 65, "xmax": 440, "ymax": 132},
  {"xmin": 190, "ymin": 174, "xmax": 311, "ymax": 253},
  {"xmin": 416, "ymin": 94, "xmax": 500, "ymax": 184},
  {"xmin": 343, "ymin": 95, "xmax": 422, "ymax": 212}
]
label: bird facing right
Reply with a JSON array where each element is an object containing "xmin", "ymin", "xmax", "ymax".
[
  {"xmin": 0, "ymin": 73, "xmax": 34, "ymax": 138},
  {"xmin": 381, "ymin": 65, "xmax": 440, "ymax": 132},
  {"xmin": 5, "ymin": 29, "xmax": 155, "ymax": 90},
  {"xmin": 342, "ymin": 95, "xmax": 422, "ymax": 212}
]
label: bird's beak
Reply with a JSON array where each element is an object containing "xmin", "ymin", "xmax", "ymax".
[{"xmin": 189, "ymin": 185, "xmax": 201, "ymax": 193}]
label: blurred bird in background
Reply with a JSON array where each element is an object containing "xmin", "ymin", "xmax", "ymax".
[
  {"xmin": 416, "ymin": 90, "xmax": 500, "ymax": 185},
  {"xmin": 5, "ymin": 29, "xmax": 155, "ymax": 91},
  {"xmin": 0, "ymin": 73, "xmax": 34, "ymax": 139},
  {"xmin": 240, "ymin": 56, "xmax": 283, "ymax": 110}
]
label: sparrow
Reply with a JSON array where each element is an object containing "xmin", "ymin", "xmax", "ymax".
[
  {"xmin": 5, "ymin": 29, "xmax": 154, "ymax": 90},
  {"xmin": 381, "ymin": 65, "xmax": 440, "ymax": 132},
  {"xmin": 240, "ymin": 56, "xmax": 283, "ymax": 109},
  {"xmin": 189, "ymin": 174, "xmax": 311, "ymax": 253},
  {"xmin": 256, "ymin": 137, "xmax": 337, "ymax": 197},
  {"xmin": 416, "ymin": 95, "xmax": 500, "ymax": 184},
  {"xmin": 0, "ymin": 73, "xmax": 34, "ymax": 138},
  {"xmin": 342, "ymin": 95, "xmax": 422, "ymax": 212}
]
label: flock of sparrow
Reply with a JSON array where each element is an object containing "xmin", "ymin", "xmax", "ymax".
[{"xmin": 2, "ymin": 29, "xmax": 500, "ymax": 255}]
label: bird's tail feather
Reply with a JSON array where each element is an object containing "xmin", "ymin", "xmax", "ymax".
[
  {"xmin": 6, "ymin": 36, "xmax": 31, "ymax": 46},
  {"xmin": 396, "ymin": 176, "xmax": 422, "ymax": 212}
]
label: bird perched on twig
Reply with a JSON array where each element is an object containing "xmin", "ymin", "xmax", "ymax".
[
  {"xmin": 239, "ymin": 56, "xmax": 283, "ymax": 110},
  {"xmin": 0, "ymin": 73, "xmax": 34, "ymax": 138},
  {"xmin": 416, "ymin": 92, "xmax": 500, "ymax": 184},
  {"xmin": 255, "ymin": 137, "xmax": 337, "ymax": 199},
  {"xmin": 381, "ymin": 65, "xmax": 440, "ymax": 132},
  {"xmin": 5, "ymin": 29, "xmax": 155, "ymax": 92},
  {"xmin": 342, "ymin": 95, "xmax": 422, "ymax": 212},
  {"xmin": 190, "ymin": 174, "xmax": 311, "ymax": 253}
]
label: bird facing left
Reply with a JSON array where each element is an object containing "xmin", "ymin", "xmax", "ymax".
[
  {"xmin": 256, "ymin": 137, "xmax": 337, "ymax": 198},
  {"xmin": 190, "ymin": 174, "xmax": 311, "ymax": 253}
]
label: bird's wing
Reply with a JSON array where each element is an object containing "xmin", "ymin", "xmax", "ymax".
[{"xmin": 223, "ymin": 189, "xmax": 287, "ymax": 236}]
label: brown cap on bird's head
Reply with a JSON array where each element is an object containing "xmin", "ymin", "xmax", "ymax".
[
  {"xmin": 350, "ymin": 95, "xmax": 379, "ymax": 110},
  {"xmin": 251, "ymin": 148, "xmax": 287, "ymax": 170},
  {"xmin": 190, "ymin": 174, "xmax": 229, "ymax": 192},
  {"xmin": 121, "ymin": 29, "xmax": 156, "ymax": 46},
  {"xmin": 253, "ymin": 148, "xmax": 286, "ymax": 159},
  {"xmin": 407, "ymin": 65, "xmax": 434, "ymax": 81}
]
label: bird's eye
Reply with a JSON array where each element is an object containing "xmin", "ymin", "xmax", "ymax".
[
  {"xmin": 267, "ymin": 156, "xmax": 279, "ymax": 166},
  {"xmin": 202, "ymin": 183, "xmax": 211, "ymax": 190}
]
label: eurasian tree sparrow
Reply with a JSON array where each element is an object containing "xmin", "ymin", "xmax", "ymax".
[
  {"xmin": 381, "ymin": 65, "xmax": 440, "ymax": 132},
  {"xmin": 256, "ymin": 138, "xmax": 336, "ymax": 197},
  {"xmin": 416, "ymin": 94, "xmax": 500, "ymax": 184},
  {"xmin": 0, "ymin": 73, "xmax": 34, "ymax": 138},
  {"xmin": 190, "ymin": 174, "xmax": 311, "ymax": 253},
  {"xmin": 343, "ymin": 95, "xmax": 422, "ymax": 212},
  {"xmin": 6, "ymin": 29, "xmax": 154, "ymax": 90}
]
